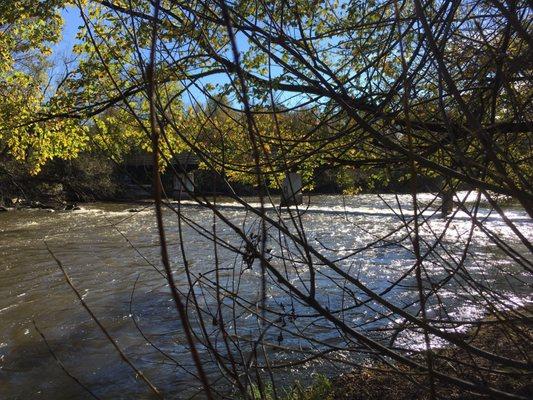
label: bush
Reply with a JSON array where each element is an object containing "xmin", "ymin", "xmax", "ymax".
[{"xmin": 245, "ymin": 374, "xmax": 333, "ymax": 400}]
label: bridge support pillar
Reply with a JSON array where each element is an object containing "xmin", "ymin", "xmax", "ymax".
[
  {"xmin": 441, "ymin": 188, "xmax": 454, "ymax": 217},
  {"xmin": 281, "ymin": 172, "xmax": 303, "ymax": 206},
  {"xmin": 173, "ymin": 172, "xmax": 195, "ymax": 199}
]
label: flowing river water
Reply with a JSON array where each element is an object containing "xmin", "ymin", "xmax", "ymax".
[{"xmin": 0, "ymin": 194, "xmax": 531, "ymax": 399}]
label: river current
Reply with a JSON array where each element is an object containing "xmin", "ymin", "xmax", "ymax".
[{"xmin": 0, "ymin": 194, "xmax": 531, "ymax": 399}]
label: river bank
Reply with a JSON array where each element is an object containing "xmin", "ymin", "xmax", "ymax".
[
  {"xmin": 0, "ymin": 152, "xmax": 457, "ymax": 214},
  {"xmin": 297, "ymin": 308, "xmax": 532, "ymax": 400},
  {"xmin": 238, "ymin": 307, "xmax": 532, "ymax": 400}
]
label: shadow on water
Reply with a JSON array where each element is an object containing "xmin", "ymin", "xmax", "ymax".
[{"xmin": 0, "ymin": 284, "xmax": 204, "ymax": 400}]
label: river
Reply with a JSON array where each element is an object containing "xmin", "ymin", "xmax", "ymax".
[{"xmin": 0, "ymin": 194, "xmax": 531, "ymax": 399}]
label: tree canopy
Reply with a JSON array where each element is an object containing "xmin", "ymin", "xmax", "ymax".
[
  {"xmin": 0, "ymin": 0, "xmax": 531, "ymax": 200},
  {"xmin": 1, "ymin": 1, "xmax": 532, "ymax": 399}
]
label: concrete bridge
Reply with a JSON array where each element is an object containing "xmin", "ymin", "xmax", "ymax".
[
  {"xmin": 122, "ymin": 151, "xmax": 304, "ymax": 204},
  {"xmin": 122, "ymin": 151, "xmax": 199, "ymax": 199},
  {"xmin": 122, "ymin": 151, "xmax": 458, "ymax": 215}
]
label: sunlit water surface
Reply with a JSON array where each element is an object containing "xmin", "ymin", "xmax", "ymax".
[{"xmin": 0, "ymin": 193, "xmax": 531, "ymax": 399}]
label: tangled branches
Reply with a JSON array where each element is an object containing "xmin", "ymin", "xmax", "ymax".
[{"xmin": 26, "ymin": 0, "xmax": 533, "ymax": 398}]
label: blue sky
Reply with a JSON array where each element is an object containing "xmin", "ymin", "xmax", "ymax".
[
  {"xmin": 50, "ymin": 6, "xmax": 293, "ymax": 107},
  {"xmin": 51, "ymin": 6, "xmax": 232, "ymax": 106},
  {"xmin": 52, "ymin": 6, "xmax": 82, "ymax": 60}
]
